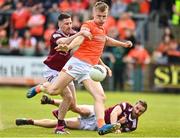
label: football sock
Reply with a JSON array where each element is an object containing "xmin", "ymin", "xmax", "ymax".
[
  {"xmin": 97, "ymin": 118, "xmax": 105, "ymax": 128},
  {"xmin": 35, "ymin": 85, "xmax": 45, "ymax": 93},
  {"xmin": 27, "ymin": 119, "xmax": 34, "ymax": 125},
  {"xmin": 49, "ymin": 99, "xmax": 55, "ymax": 104},
  {"xmin": 57, "ymin": 120, "xmax": 66, "ymax": 127}
]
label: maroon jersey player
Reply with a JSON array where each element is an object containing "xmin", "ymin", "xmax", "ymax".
[
  {"xmin": 17, "ymin": 98, "xmax": 147, "ymax": 134},
  {"xmin": 105, "ymin": 100, "xmax": 147, "ymax": 132},
  {"xmin": 27, "ymin": 13, "xmax": 93, "ymax": 134}
]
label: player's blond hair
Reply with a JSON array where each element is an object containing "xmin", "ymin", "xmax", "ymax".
[{"xmin": 94, "ymin": 1, "xmax": 109, "ymax": 12}]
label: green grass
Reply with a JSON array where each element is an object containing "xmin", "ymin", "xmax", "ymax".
[{"xmin": 0, "ymin": 86, "xmax": 180, "ymax": 137}]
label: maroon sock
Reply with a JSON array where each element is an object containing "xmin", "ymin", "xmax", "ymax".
[
  {"xmin": 49, "ymin": 99, "xmax": 55, "ymax": 104},
  {"xmin": 57, "ymin": 120, "xmax": 65, "ymax": 127},
  {"xmin": 27, "ymin": 119, "xmax": 34, "ymax": 125}
]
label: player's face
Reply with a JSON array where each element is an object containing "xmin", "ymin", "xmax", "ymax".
[
  {"xmin": 132, "ymin": 103, "xmax": 145, "ymax": 118},
  {"xmin": 93, "ymin": 9, "xmax": 108, "ymax": 26},
  {"xmin": 59, "ymin": 18, "xmax": 72, "ymax": 35}
]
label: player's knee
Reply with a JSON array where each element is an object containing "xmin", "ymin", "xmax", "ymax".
[
  {"xmin": 69, "ymin": 103, "xmax": 77, "ymax": 112},
  {"xmin": 63, "ymin": 92, "xmax": 73, "ymax": 102},
  {"xmin": 47, "ymin": 87, "xmax": 61, "ymax": 95},
  {"xmin": 96, "ymin": 93, "xmax": 106, "ymax": 103},
  {"xmin": 101, "ymin": 94, "xmax": 106, "ymax": 103}
]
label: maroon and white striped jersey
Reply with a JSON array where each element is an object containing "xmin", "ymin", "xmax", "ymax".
[
  {"xmin": 104, "ymin": 102, "xmax": 138, "ymax": 132},
  {"xmin": 44, "ymin": 29, "xmax": 76, "ymax": 71}
]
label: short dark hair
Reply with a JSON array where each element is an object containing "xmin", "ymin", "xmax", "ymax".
[
  {"xmin": 137, "ymin": 100, "xmax": 147, "ymax": 112},
  {"xmin": 58, "ymin": 13, "xmax": 71, "ymax": 21}
]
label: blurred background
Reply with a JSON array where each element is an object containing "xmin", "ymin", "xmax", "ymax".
[{"xmin": 0, "ymin": 0, "xmax": 179, "ymax": 93}]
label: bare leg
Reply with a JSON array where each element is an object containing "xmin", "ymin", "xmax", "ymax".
[
  {"xmin": 65, "ymin": 117, "xmax": 81, "ymax": 129},
  {"xmin": 43, "ymin": 71, "xmax": 75, "ymax": 133},
  {"xmin": 68, "ymin": 84, "xmax": 91, "ymax": 116},
  {"xmin": 34, "ymin": 119, "xmax": 57, "ymax": 128},
  {"xmin": 83, "ymin": 79, "xmax": 106, "ymax": 128},
  {"xmin": 43, "ymin": 71, "xmax": 74, "ymax": 95},
  {"xmin": 58, "ymin": 87, "xmax": 73, "ymax": 120}
]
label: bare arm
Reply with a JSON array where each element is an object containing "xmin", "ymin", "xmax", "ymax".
[
  {"xmin": 67, "ymin": 27, "xmax": 91, "ymax": 49},
  {"xmin": 56, "ymin": 32, "xmax": 80, "ymax": 44},
  {"xmin": 106, "ymin": 36, "xmax": 133, "ymax": 48},
  {"xmin": 110, "ymin": 105, "xmax": 122, "ymax": 124},
  {"xmin": 56, "ymin": 30, "xmax": 92, "ymax": 45},
  {"xmin": 56, "ymin": 27, "xmax": 91, "ymax": 52},
  {"xmin": 54, "ymin": 35, "xmax": 85, "ymax": 52},
  {"xmin": 68, "ymin": 35, "xmax": 85, "ymax": 50},
  {"xmin": 98, "ymin": 58, "xmax": 112, "ymax": 77}
]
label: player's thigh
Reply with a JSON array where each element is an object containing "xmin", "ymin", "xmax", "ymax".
[
  {"xmin": 83, "ymin": 79, "xmax": 105, "ymax": 100},
  {"xmin": 65, "ymin": 117, "xmax": 80, "ymax": 129},
  {"xmin": 49, "ymin": 71, "xmax": 74, "ymax": 92}
]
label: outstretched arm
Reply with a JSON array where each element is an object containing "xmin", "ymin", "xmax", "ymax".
[
  {"xmin": 110, "ymin": 105, "xmax": 122, "ymax": 124},
  {"xmin": 56, "ymin": 30, "xmax": 92, "ymax": 45},
  {"xmin": 54, "ymin": 35, "xmax": 85, "ymax": 52},
  {"xmin": 106, "ymin": 36, "xmax": 133, "ymax": 48},
  {"xmin": 68, "ymin": 35, "xmax": 85, "ymax": 50}
]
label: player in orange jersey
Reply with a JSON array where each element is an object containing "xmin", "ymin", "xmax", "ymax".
[{"xmin": 27, "ymin": 1, "xmax": 132, "ymax": 135}]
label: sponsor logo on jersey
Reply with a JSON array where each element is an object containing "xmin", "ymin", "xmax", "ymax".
[{"xmin": 53, "ymin": 34, "xmax": 61, "ymax": 38}]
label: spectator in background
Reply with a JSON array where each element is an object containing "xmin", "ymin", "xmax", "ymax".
[
  {"xmin": 117, "ymin": 12, "xmax": 136, "ymax": 40},
  {"xmin": 11, "ymin": 1, "xmax": 31, "ymax": 37},
  {"xmin": 123, "ymin": 42, "xmax": 150, "ymax": 92},
  {"xmin": 35, "ymin": 40, "xmax": 46, "ymax": 56},
  {"xmin": 59, "ymin": 0, "xmax": 71, "ymax": 12},
  {"xmin": 123, "ymin": 0, "xmax": 132, "ymax": 4},
  {"xmin": 103, "ymin": 16, "xmax": 116, "ymax": 33},
  {"xmin": 44, "ymin": 23, "xmax": 56, "ymax": 49},
  {"xmin": 124, "ymin": 28, "xmax": 136, "ymax": 48},
  {"xmin": 0, "ymin": 13, "xmax": 8, "ymax": 29},
  {"xmin": 152, "ymin": 27, "xmax": 174, "ymax": 64},
  {"xmin": 107, "ymin": 26, "xmax": 127, "ymax": 91},
  {"xmin": 21, "ymin": 29, "xmax": 37, "ymax": 56},
  {"xmin": 47, "ymin": 3, "xmax": 60, "ymax": 24},
  {"xmin": 72, "ymin": 14, "xmax": 82, "ymax": 31},
  {"xmin": 110, "ymin": 0, "xmax": 127, "ymax": 19},
  {"xmin": 0, "ymin": 29, "xmax": 8, "ymax": 54},
  {"xmin": 166, "ymin": 40, "xmax": 180, "ymax": 64},
  {"xmin": 27, "ymin": 5, "xmax": 46, "ymax": 41},
  {"xmin": 0, "ymin": 0, "xmax": 4, "ymax": 8},
  {"xmin": 0, "ymin": 12, "xmax": 9, "ymax": 37},
  {"xmin": 0, "ymin": 0, "xmax": 14, "ymax": 11},
  {"xmin": 126, "ymin": 0, "xmax": 140, "ymax": 14},
  {"xmin": 71, "ymin": 0, "xmax": 89, "ymax": 13},
  {"xmin": 9, "ymin": 31, "xmax": 22, "ymax": 55},
  {"xmin": 139, "ymin": 0, "xmax": 150, "ymax": 15},
  {"xmin": 163, "ymin": 27, "xmax": 175, "ymax": 39}
]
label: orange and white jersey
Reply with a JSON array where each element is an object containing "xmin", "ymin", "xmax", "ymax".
[{"xmin": 73, "ymin": 20, "xmax": 106, "ymax": 65}]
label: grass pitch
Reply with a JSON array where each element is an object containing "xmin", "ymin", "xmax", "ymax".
[{"xmin": 0, "ymin": 86, "xmax": 180, "ymax": 137}]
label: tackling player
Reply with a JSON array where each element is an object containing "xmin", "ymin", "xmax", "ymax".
[{"xmin": 16, "ymin": 98, "xmax": 147, "ymax": 133}]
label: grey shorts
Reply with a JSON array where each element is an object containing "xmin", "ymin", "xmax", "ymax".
[
  {"xmin": 43, "ymin": 65, "xmax": 74, "ymax": 85},
  {"xmin": 78, "ymin": 114, "xmax": 98, "ymax": 131},
  {"xmin": 62, "ymin": 57, "xmax": 92, "ymax": 83}
]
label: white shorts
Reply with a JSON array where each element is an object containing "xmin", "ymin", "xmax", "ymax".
[
  {"xmin": 43, "ymin": 65, "xmax": 74, "ymax": 85},
  {"xmin": 78, "ymin": 105, "xmax": 98, "ymax": 131},
  {"xmin": 62, "ymin": 57, "xmax": 92, "ymax": 83}
]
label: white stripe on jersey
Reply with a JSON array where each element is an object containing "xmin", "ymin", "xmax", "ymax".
[{"xmin": 122, "ymin": 102, "xmax": 127, "ymax": 110}]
